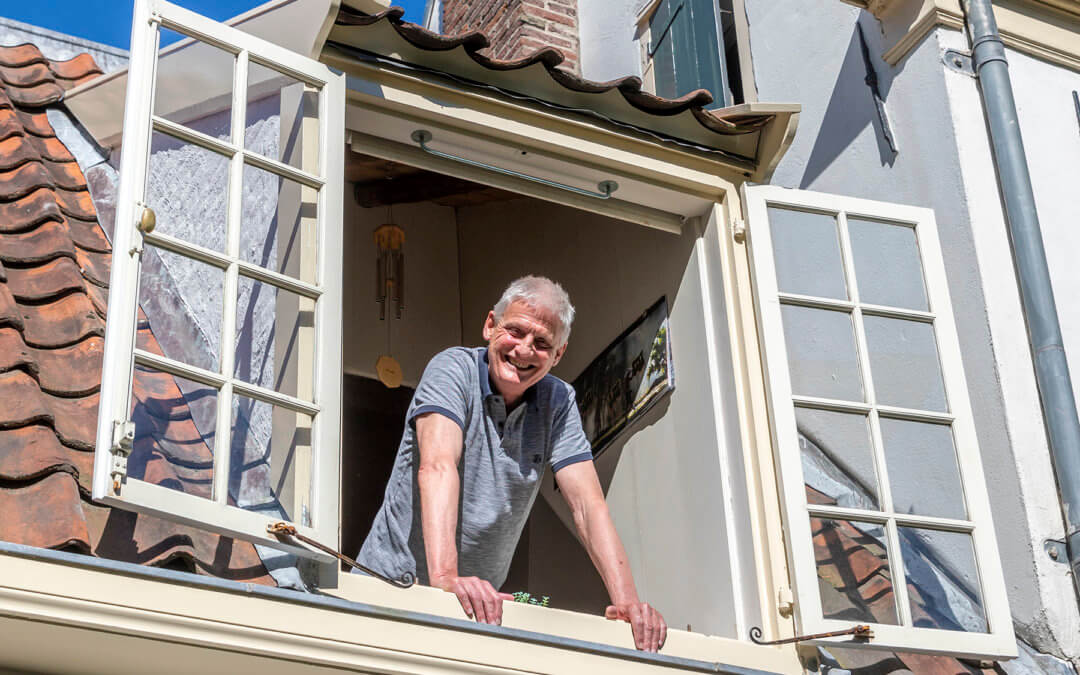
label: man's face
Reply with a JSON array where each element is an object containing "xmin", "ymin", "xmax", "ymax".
[{"xmin": 483, "ymin": 300, "xmax": 567, "ymax": 404}]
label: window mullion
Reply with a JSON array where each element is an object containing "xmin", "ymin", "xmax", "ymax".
[{"xmin": 212, "ymin": 48, "xmax": 248, "ymax": 505}]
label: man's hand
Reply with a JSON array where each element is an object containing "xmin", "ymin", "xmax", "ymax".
[
  {"xmin": 432, "ymin": 574, "xmax": 515, "ymax": 625},
  {"xmin": 605, "ymin": 601, "xmax": 667, "ymax": 652}
]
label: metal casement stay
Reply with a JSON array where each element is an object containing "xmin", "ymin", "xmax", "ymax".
[
  {"xmin": 410, "ymin": 130, "xmax": 619, "ymax": 200},
  {"xmin": 267, "ymin": 522, "xmax": 415, "ymax": 588},
  {"xmin": 748, "ymin": 624, "xmax": 874, "ymax": 646}
]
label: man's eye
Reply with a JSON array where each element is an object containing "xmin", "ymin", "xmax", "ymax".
[
  {"xmin": 507, "ymin": 327, "xmax": 524, "ymax": 337},
  {"xmin": 535, "ymin": 340, "xmax": 551, "ymax": 350}
]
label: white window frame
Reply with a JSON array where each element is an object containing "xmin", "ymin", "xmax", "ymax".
[
  {"xmin": 92, "ymin": 0, "xmax": 345, "ymax": 566},
  {"xmin": 744, "ymin": 185, "xmax": 1015, "ymax": 659}
]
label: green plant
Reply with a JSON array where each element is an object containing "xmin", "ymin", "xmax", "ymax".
[{"xmin": 512, "ymin": 591, "xmax": 550, "ymax": 607}]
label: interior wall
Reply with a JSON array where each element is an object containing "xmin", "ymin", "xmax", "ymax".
[
  {"xmin": 455, "ymin": 198, "xmax": 746, "ymax": 638},
  {"xmin": 342, "ymin": 198, "xmax": 463, "ymax": 386}
]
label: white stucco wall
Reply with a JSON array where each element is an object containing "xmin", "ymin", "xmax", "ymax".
[{"xmin": 577, "ymin": 0, "xmax": 643, "ymax": 83}]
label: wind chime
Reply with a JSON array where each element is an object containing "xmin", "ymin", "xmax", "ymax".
[{"xmin": 374, "ymin": 211, "xmax": 405, "ymax": 388}]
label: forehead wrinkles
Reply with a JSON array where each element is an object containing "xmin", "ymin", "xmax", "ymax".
[{"xmin": 501, "ymin": 303, "xmax": 558, "ymax": 341}]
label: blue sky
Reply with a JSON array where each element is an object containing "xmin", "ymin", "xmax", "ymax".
[{"xmin": 2, "ymin": 0, "xmax": 428, "ymax": 50}]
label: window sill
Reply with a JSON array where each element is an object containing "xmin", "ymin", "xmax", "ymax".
[{"xmin": 0, "ymin": 542, "xmax": 798, "ymax": 674}]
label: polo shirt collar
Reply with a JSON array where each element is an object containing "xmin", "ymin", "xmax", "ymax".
[{"xmin": 478, "ymin": 347, "xmax": 541, "ymax": 410}]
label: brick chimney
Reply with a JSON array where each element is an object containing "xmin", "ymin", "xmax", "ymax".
[{"xmin": 441, "ymin": 0, "xmax": 581, "ymax": 73}]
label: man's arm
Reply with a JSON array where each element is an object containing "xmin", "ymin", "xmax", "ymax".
[
  {"xmin": 415, "ymin": 412, "xmax": 513, "ymax": 625},
  {"xmin": 555, "ymin": 460, "xmax": 667, "ymax": 652}
]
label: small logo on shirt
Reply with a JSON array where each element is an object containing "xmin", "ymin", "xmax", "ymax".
[{"xmin": 532, "ymin": 454, "xmax": 542, "ymax": 464}]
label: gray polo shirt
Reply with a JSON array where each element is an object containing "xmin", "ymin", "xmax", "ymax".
[{"xmin": 356, "ymin": 346, "xmax": 594, "ymax": 588}]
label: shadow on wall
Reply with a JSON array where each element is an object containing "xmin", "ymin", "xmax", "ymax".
[{"xmin": 800, "ymin": 15, "xmax": 898, "ymax": 188}]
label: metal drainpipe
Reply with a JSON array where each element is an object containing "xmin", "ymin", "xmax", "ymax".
[{"xmin": 961, "ymin": 0, "xmax": 1080, "ymax": 598}]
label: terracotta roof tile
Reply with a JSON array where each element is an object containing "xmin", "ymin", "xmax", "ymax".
[{"xmin": 0, "ymin": 43, "xmax": 272, "ymax": 585}]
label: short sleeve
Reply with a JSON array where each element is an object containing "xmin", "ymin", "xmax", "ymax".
[
  {"xmin": 406, "ymin": 348, "xmax": 473, "ymax": 431},
  {"xmin": 550, "ymin": 384, "xmax": 594, "ymax": 472}
]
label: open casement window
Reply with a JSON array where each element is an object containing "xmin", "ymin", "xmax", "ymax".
[
  {"xmin": 92, "ymin": 0, "xmax": 345, "ymax": 569},
  {"xmin": 648, "ymin": 0, "xmax": 732, "ymax": 108},
  {"xmin": 744, "ymin": 186, "xmax": 1015, "ymax": 659}
]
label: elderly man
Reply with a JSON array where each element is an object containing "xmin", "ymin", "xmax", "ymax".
[{"xmin": 357, "ymin": 275, "xmax": 666, "ymax": 652}]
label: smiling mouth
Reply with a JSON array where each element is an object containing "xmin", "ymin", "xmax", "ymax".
[{"xmin": 505, "ymin": 356, "xmax": 536, "ymax": 372}]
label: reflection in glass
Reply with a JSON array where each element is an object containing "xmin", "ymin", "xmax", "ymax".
[
  {"xmin": 128, "ymin": 365, "xmax": 216, "ymax": 499},
  {"xmin": 864, "ymin": 316, "xmax": 947, "ymax": 412},
  {"xmin": 881, "ymin": 418, "xmax": 966, "ymax": 519},
  {"xmin": 781, "ymin": 305, "xmax": 864, "ymax": 402},
  {"xmin": 230, "ymin": 395, "xmax": 314, "ymax": 526},
  {"xmin": 245, "ymin": 61, "xmax": 320, "ymax": 172},
  {"xmin": 138, "ymin": 245, "xmax": 223, "ymax": 373},
  {"xmin": 145, "ymin": 131, "xmax": 230, "ymax": 253},
  {"xmin": 811, "ymin": 517, "xmax": 899, "ymax": 625},
  {"xmin": 798, "ymin": 408, "xmax": 878, "ymax": 510},
  {"xmin": 153, "ymin": 28, "xmax": 234, "ymax": 139},
  {"xmin": 848, "ymin": 217, "xmax": 929, "ymax": 311},
  {"xmin": 235, "ymin": 275, "xmax": 315, "ymax": 401},
  {"xmin": 767, "ymin": 207, "xmax": 848, "ymax": 300},
  {"xmin": 240, "ymin": 163, "xmax": 317, "ymax": 282},
  {"xmin": 899, "ymin": 528, "xmax": 987, "ymax": 632}
]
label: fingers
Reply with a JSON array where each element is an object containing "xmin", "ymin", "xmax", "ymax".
[
  {"xmin": 612, "ymin": 602, "xmax": 665, "ymax": 652},
  {"xmin": 451, "ymin": 577, "xmax": 508, "ymax": 625},
  {"xmin": 604, "ymin": 605, "xmax": 619, "ymax": 620}
]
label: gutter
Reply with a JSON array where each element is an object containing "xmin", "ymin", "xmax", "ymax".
[
  {"xmin": 960, "ymin": 0, "xmax": 1080, "ymax": 600},
  {"xmin": 0, "ymin": 541, "xmax": 778, "ymax": 675}
]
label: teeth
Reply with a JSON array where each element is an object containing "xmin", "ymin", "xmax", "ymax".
[{"xmin": 508, "ymin": 357, "xmax": 533, "ymax": 369}]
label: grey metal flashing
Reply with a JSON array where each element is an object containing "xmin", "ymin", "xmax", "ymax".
[
  {"xmin": 0, "ymin": 541, "xmax": 780, "ymax": 675},
  {"xmin": 0, "ymin": 16, "xmax": 129, "ymax": 58},
  {"xmin": 961, "ymin": 0, "xmax": 1080, "ymax": 601}
]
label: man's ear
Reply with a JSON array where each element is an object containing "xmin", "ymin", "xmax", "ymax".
[
  {"xmin": 482, "ymin": 311, "xmax": 496, "ymax": 341},
  {"xmin": 553, "ymin": 343, "xmax": 567, "ymax": 367}
]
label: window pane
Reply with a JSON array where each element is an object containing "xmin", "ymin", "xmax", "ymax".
[
  {"xmin": 145, "ymin": 130, "xmax": 230, "ymax": 253},
  {"xmin": 864, "ymin": 316, "xmax": 947, "ymax": 412},
  {"xmin": 848, "ymin": 218, "xmax": 929, "ymax": 311},
  {"xmin": 899, "ymin": 528, "xmax": 987, "ymax": 633},
  {"xmin": 881, "ymin": 418, "xmax": 966, "ymax": 519},
  {"xmin": 153, "ymin": 28, "xmax": 233, "ymax": 139},
  {"xmin": 129, "ymin": 365, "xmax": 216, "ymax": 499},
  {"xmin": 781, "ymin": 305, "xmax": 864, "ymax": 401},
  {"xmin": 812, "ymin": 517, "xmax": 899, "ymax": 625},
  {"xmin": 139, "ymin": 245, "xmax": 223, "ymax": 373},
  {"xmin": 230, "ymin": 395, "xmax": 314, "ymax": 527},
  {"xmin": 240, "ymin": 162, "xmax": 317, "ymax": 282},
  {"xmin": 767, "ymin": 206, "xmax": 847, "ymax": 300},
  {"xmin": 235, "ymin": 275, "xmax": 315, "ymax": 401},
  {"xmin": 798, "ymin": 408, "xmax": 879, "ymax": 510},
  {"xmin": 245, "ymin": 61, "xmax": 320, "ymax": 172}
]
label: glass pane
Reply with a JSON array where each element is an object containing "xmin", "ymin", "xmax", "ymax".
[
  {"xmin": 864, "ymin": 316, "xmax": 948, "ymax": 412},
  {"xmin": 128, "ymin": 365, "xmax": 216, "ymax": 499},
  {"xmin": 245, "ymin": 61, "xmax": 320, "ymax": 172},
  {"xmin": 899, "ymin": 528, "xmax": 987, "ymax": 632},
  {"xmin": 781, "ymin": 305, "xmax": 864, "ymax": 401},
  {"xmin": 848, "ymin": 217, "xmax": 929, "ymax": 311},
  {"xmin": 230, "ymin": 395, "xmax": 314, "ymax": 526},
  {"xmin": 153, "ymin": 28, "xmax": 234, "ymax": 139},
  {"xmin": 139, "ymin": 245, "xmax": 223, "ymax": 373},
  {"xmin": 240, "ymin": 162, "xmax": 318, "ymax": 282},
  {"xmin": 767, "ymin": 206, "xmax": 847, "ymax": 300},
  {"xmin": 811, "ymin": 517, "xmax": 899, "ymax": 625},
  {"xmin": 881, "ymin": 418, "xmax": 966, "ymax": 519},
  {"xmin": 145, "ymin": 130, "xmax": 230, "ymax": 253},
  {"xmin": 235, "ymin": 275, "xmax": 315, "ymax": 401},
  {"xmin": 798, "ymin": 408, "xmax": 879, "ymax": 510}
]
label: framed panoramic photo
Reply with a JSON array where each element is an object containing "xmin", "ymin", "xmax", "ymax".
[{"xmin": 572, "ymin": 297, "xmax": 675, "ymax": 457}]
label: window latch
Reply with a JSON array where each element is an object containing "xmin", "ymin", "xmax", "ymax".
[
  {"xmin": 749, "ymin": 624, "xmax": 874, "ymax": 646},
  {"xmin": 110, "ymin": 420, "xmax": 135, "ymax": 492},
  {"xmin": 267, "ymin": 522, "xmax": 415, "ymax": 589}
]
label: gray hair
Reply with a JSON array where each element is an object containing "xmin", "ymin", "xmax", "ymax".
[{"xmin": 493, "ymin": 276, "xmax": 575, "ymax": 346}]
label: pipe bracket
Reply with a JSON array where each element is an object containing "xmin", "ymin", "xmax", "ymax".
[{"xmin": 944, "ymin": 49, "xmax": 975, "ymax": 77}]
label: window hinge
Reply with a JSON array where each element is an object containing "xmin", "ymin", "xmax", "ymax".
[
  {"xmin": 777, "ymin": 585, "xmax": 794, "ymax": 617},
  {"xmin": 732, "ymin": 217, "xmax": 747, "ymax": 243},
  {"xmin": 111, "ymin": 420, "xmax": 135, "ymax": 492}
]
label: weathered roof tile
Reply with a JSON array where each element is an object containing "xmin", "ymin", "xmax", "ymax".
[
  {"xmin": 0, "ymin": 425, "xmax": 91, "ymax": 482},
  {"xmin": 19, "ymin": 291, "xmax": 103, "ymax": 347},
  {"xmin": 0, "ymin": 219, "xmax": 77, "ymax": 264},
  {"xmin": 4, "ymin": 256, "xmax": 85, "ymax": 301},
  {"xmin": 0, "ymin": 472, "xmax": 91, "ymax": 552},
  {"xmin": 0, "ymin": 187, "xmax": 63, "ymax": 232}
]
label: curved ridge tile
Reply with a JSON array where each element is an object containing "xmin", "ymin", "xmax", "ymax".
[
  {"xmin": 0, "ymin": 161, "xmax": 52, "ymax": 200},
  {"xmin": 338, "ymin": 7, "xmax": 490, "ymax": 51},
  {"xmin": 0, "ymin": 424, "xmax": 91, "ymax": 481},
  {"xmin": 0, "ymin": 327, "xmax": 36, "ymax": 377},
  {"xmin": 0, "ymin": 471, "xmax": 91, "ymax": 552},
  {"xmin": 546, "ymin": 68, "xmax": 640, "ymax": 95},
  {"xmin": 45, "ymin": 160, "xmax": 87, "ymax": 191},
  {"xmin": 690, "ymin": 107, "xmax": 767, "ymax": 135},
  {"xmin": 33, "ymin": 337, "xmax": 104, "ymax": 397},
  {"xmin": 335, "ymin": 6, "xmax": 406, "ymax": 25},
  {"xmin": 48, "ymin": 53, "xmax": 103, "ymax": 83},
  {"xmin": 45, "ymin": 391, "xmax": 99, "ymax": 450},
  {"xmin": 469, "ymin": 47, "xmax": 564, "ymax": 71},
  {"xmin": 0, "ymin": 219, "xmax": 77, "ymax": 264},
  {"xmin": 0, "ymin": 108, "xmax": 24, "ymax": 142},
  {"xmin": 620, "ymin": 86, "xmax": 714, "ymax": 115},
  {"xmin": 0, "ymin": 62, "xmax": 55, "ymax": 89},
  {"xmin": 19, "ymin": 290, "xmax": 104, "ymax": 348},
  {"xmin": 0, "ymin": 370, "xmax": 52, "ymax": 429},
  {"xmin": 6, "ymin": 81, "xmax": 64, "ymax": 108},
  {"xmin": 54, "ymin": 188, "xmax": 97, "ymax": 220},
  {"xmin": 0, "ymin": 186, "xmax": 63, "ymax": 233},
  {"xmin": 15, "ymin": 109, "xmax": 54, "ymax": 137},
  {"xmin": 66, "ymin": 216, "xmax": 111, "ymax": 253},
  {"xmin": 0, "ymin": 44, "xmax": 48, "ymax": 69},
  {"xmin": 27, "ymin": 134, "xmax": 74, "ymax": 162},
  {"xmin": 0, "ymin": 137, "xmax": 45, "ymax": 172},
  {"xmin": 5, "ymin": 256, "xmax": 86, "ymax": 301}
]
